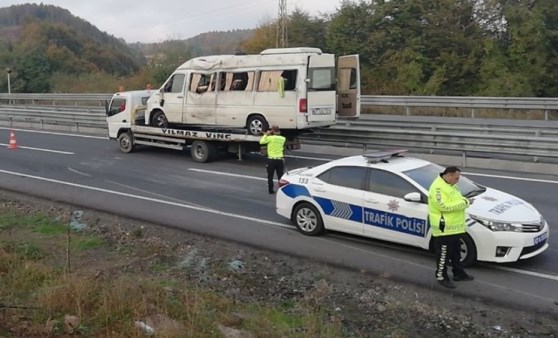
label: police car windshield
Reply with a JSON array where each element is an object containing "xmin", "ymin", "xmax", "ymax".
[{"xmin": 403, "ymin": 163, "xmax": 481, "ymax": 196}]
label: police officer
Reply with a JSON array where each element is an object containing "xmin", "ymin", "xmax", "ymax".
[
  {"xmin": 259, "ymin": 125, "xmax": 286, "ymax": 194},
  {"xmin": 428, "ymin": 166, "xmax": 474, "ymax": 288}
]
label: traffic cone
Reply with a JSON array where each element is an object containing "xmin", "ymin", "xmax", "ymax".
[{"xmin": 8, "ymin": 129, "xmax": 17, "ymax": 149}]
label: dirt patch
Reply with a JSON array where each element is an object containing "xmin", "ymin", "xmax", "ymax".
[{"xmin": 1, "ymin": 190, "xmax": 557, "ymax": 337}]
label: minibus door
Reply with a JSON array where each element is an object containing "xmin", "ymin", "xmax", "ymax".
[
  {"xmin": 306, "ymin": 54, "xmax": 337, "ymax": 123},
  {"xmin": 337, "ymin": 55, "xmax": 360, "ymax": 119},
  {"xmin": 161, "ymin": 73, "xmax": 187, "ymax": 123},
  {"xmin": 185, "ymin": 72, "xmax": 217, "ymax": 125}
]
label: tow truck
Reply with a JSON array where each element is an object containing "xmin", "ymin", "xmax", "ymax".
[{"xmin": 105, "ymin": 90, "xmax": 300, "ymax": 162}]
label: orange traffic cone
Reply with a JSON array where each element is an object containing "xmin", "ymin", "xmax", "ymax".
[{"xmin": 8, "ymin": 129, "xmax": 18, "ymax": 149}]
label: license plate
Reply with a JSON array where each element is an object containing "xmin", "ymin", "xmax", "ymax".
[
  {"xmin": 311, "ymin": 107, "xmax": 332, "ymax": 116},
  {"xmin": 534, "ymin": 232, "xmax": 548, "ymax": 245}
]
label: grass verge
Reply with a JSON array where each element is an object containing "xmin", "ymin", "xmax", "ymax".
[{"xmin": 0, "ymin": 209, "xmax": 343, "ymax": 337}]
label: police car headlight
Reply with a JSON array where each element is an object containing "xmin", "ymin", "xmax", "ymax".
[{"xmin": 471, "ymin": 216, "xmax": 522, "ymax": 232}]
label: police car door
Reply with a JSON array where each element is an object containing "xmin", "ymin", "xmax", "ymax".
[
  {"xmin": 362, "ymin": 168, "xmax": 428, "ymax": 247},
  {"xmin": 310, "ymin": 166, "xmax": 365, "ymax": 235}
]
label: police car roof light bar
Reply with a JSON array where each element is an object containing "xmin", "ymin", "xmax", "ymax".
[{"xmin": 364, "ymin": 149, "xmax": 408, "ymax": 163}]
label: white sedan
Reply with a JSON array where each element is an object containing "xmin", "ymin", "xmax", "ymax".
[{"xmin": 276, "ymin": 150, "xmax": 549, "ymax": 266}]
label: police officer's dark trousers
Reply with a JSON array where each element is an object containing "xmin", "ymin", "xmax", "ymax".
[
  {"xmin": 266, "ymin": 158, "xmax": 284, "ymax": 193},
  {"xmin": 434, "ymin": 233, "xmax": 465, "ymax": 281}
]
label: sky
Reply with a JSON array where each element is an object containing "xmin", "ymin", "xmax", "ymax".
[{"xmin": 0, "ymin": 0, "xmax": 344, "ymax": 43}]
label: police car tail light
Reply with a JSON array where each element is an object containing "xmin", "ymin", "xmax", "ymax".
[
  {"xmin": 299, "ymin": 98, "xmax": 307, "ymax": 113},
  {"xmin": 278, "ymin": 178, "xmax": 290, "ymax": 187}
]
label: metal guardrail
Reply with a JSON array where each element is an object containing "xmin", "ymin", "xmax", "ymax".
[
  {"xmin": 361, "ymin": 96, "xmax": 558, "ymax": 120},
  {"xmin": 1, "ymin": 92, "xmax": 558, "ymax": 112},
  {"xmin": 300, "ymin": 115, "xmax": 558, "ymax": 164},
  {"xmin": 1, "ymin": 94, "xmax": 558, "ymax": 164},
  {"xmin": 0, "ymin": 93, "xmax": 112, "ymax": 105}
]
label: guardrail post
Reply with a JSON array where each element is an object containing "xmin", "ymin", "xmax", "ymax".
[
  {"xmin": 471, "ymin": 109, "xmax": 475, "ymax": 118},
  {"xmin": 75, "ymin": 122, "xmax": 79, "ymax": 132},
  {"xmin": 462, "ymin": 152, "xmax": 467, "ymax": 167},
  {"xmin": 40, "ymin": 119, "xmax": 44, "ymax": 129},
  {"xmin": 405, "ymin": 107, "xmax": 411, "ymax": 116},
  {"xmin": 362, "ymin": 143, "xmax": 368, "ymax": 154},
  {"xmin": 545, "ymin": 110, "xmax": 549, "ymax": 120}
]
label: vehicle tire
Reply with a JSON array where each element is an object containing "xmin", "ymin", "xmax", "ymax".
[
  {"xmin": 118, "ymin": 131, "xmax": 134, "ymax": 153},
  {"xmin": 292, "ymin": 203, "xmax": 324, "ymax": 236},
  {"xmin": 459, "ymin": 233, "xmax": 477, "ymax": 267},
  {"xmin": 151, "ymin": 110, "xmax": 169, "ymax": 128},
  {"xmin": 246, "ymin": 115, "xmax": 269, "ymax": 136},
  {"xmin": 190, "ymin": 140, "xmax": 216, "ymax": 163}
]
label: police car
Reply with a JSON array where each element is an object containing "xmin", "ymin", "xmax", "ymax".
[{"xmin": 276, "ymin": 150, "xmax": 549, "ymax": 266}]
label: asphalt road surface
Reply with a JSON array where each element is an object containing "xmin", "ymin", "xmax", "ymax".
[{"xmin": 0, "ymin": 126, "xmax": 557, "ymax": 315}]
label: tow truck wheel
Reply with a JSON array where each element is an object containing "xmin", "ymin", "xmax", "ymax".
[
  {"xmin": 118, "ymin": 132, "xmax": 134, "ymax": 153},
  {"xmin": 247, "ymin": 115, "xmax": 268, "ymax": 136},
  {"xmin": 190, "ymin": 140, "xmax": 216, "ymax": 163},
  {"xmin": 151, "ymin": 110, "xmax": 169, "ymax": 128},
  {"xmin": 292, "ymin": 203, "xmax": 324, "ymax": 236},
  {"xmin": 459, "ymin": 233, "xmax": 477, "ymax": 267}
]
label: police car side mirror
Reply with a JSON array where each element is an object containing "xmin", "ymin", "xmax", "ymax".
[{"xmin": 404, "ymin": 192, "xmax": 422, "ymax": 203}]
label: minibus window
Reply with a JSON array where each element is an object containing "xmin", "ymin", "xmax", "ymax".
[
  {"xmin": 220, "ymin": 72, "xmax": 254, "ymax": 91},
  {"xmin": 190, "ymin": 73, "xmax": 216, "ymax": 94},
  {"xmin": 164, "ymin": 74, "xmax": 185, "ymax": 93},
  {"xmin": 308, "ymin": 68, "xmax": 335, "ymax": 91},
  {"xmin": 258, "ymin": 70, "xmax": 297, "ymax": 92}
]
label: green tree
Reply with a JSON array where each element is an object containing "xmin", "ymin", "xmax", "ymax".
[
  {"xmin": 287, "ymin": 8, "xmax": 328, "ymax": 49},
  {"xmin": 240, "ymin": 21, "xmax": 276, "ymax": 54},
  {"xmin": 15, "ymin": 49, "xmax": 52, "ymax": 92}
]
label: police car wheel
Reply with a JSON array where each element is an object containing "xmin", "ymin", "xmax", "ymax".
[
  {"xmin": 459, "ymin": 234, "xmax": 477, "ymax": 267},
  {"xmin": 118, "ymin": 132, "xmax": 134, "ymax": 153},
  {"xmin": 292, "ymin": 203, "xmax": 324, "ymax": 236}
]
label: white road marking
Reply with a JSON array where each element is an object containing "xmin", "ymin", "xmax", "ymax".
[
  {"xmin": 464, "ymin": 172, "xmax": 558, "ymax": 185},
  {"xmin": 188, "ymin": 168, "xmax": 266, "ymax": 181},
  {"xmin": 105, "ymin": 179, "xmax": 214, "ymax": 210},
  {"xmin": 326, "ymin": 235, "xmax": 558, "ymax": 282},
  {"xmin": 489, "ymin": 265, "xmax": 558, "ymax": 281},
  {"xmin": 0, "ymin": 143, "xmax": 74, "ymax": 155},
  {"xmin": 286, "ymin": 154, "xmax": 330, "ymax": 161},
  {"xmin": 474, "ymin": 279, "xmax": 554, "ymax": 302},
  {"xmin": 68, "ymin": 167, "xmax": 93, "ymax": 177},
  {"xmin": 3, "ymin": 127, "xmax": 558, "ymax": 185},
  {"xmin": 1, "ymin": 168, "xmax": 556, "ymax": 282},
  {"xmin": 0, "ymin": 127, "xmax": 106, "ymax": 139},
  {"xmin": 0, "ymin": 169, "xmax": 291, "ymax": 231}
]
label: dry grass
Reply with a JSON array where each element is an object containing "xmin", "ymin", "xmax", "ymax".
[{"xmin": 0, "ymin": 208, "xmax": 343, "ymax": 337}]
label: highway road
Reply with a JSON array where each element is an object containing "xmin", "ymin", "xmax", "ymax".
[{"xmin": 0, "ymin": 126, "xmax": 557, "ymax": 315}]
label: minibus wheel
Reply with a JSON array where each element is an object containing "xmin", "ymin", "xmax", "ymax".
[
  {"xmin": 247, "ymin": 115, "xmax": 268, "ymax": 135},
  {"xmin": 151, "ymin": 110, "xmax": 169, "ymax": 128}
]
